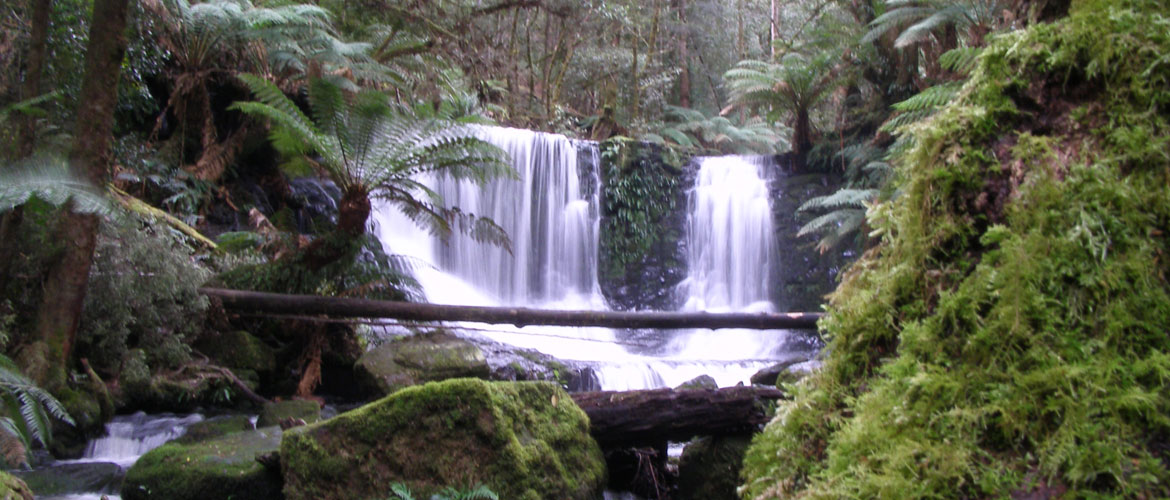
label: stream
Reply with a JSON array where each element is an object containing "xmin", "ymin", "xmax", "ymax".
[{"xmin": 26, "ymin": 126, "xmax": 821, "ymax": 498}]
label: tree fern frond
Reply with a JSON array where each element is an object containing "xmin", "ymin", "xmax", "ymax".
[
  {"xmin": 798, "ymin": 189, "xmax": 878, "ymax": 212},
  {"xmin": 0, "ymin": 156, "xmax": 111, "ymax": 214}
]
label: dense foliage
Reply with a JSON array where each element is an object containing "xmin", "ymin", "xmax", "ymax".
[{"xmin": 742, "ymin": 2, "xmax": 1170, "ymax": 497}]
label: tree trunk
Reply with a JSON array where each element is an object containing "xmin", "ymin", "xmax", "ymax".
[
  {"xmin": 792, "ymin": 106, "xmax": 811, "ymax": 172},
  {"xmin": 17, "ymin": 0, "xmax": 52, "ymax": 158},
  {"xmin": 674, "ymin": 0, "xmax": 690, "ymax": 108},
  {"xmin": 30, "ymin": 0, "xmax": 130, "ymax": 389},
  {"xmin": 1, "ymin": 0, "xmax": 53, "ymax": 286},
  {"xmin": 571, "ymin": 386, "xmax": 786, "ymax": 446},
  {"xmin": 199, "ymin": 288, "xmax": 824, "ymax": 329}
]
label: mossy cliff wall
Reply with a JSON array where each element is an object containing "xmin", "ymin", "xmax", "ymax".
[
  {"xmin": 742, "ymin": 2, "xmax": 1170, "ymax": 498},
  {"xmin": 598, "ymin": 139, "xmax": 691, "ymax": 311}
]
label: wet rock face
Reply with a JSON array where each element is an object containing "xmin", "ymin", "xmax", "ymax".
[
  {"xmin": 354, "ymin": 331, "xmax": 491, "ymax": 396},
  {"xmin": 122, "ymin": 427, "xmax": 284, "ymax": 500},
  {"xmin": 598, "ymin": 140, "xmax": 692, "ymax": 312},
  {"xmin": 14, "ymin": 462, "xmax": 122, "ymax": 498},
  {"xmin": 280, "ymin": 379, "xmax": 607, "ymax": 500}
]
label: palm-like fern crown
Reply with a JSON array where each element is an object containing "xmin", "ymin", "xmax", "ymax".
[
  {"xmin": 646, "ymin": 105, "xmax": 789, "ymax": 154},
  {"xmin": 863, "ymin": 0, "xmax": 1005, "ymax": 48},
  {"xmin": 723, "ymin": 52, "xmax": 836, "ymax": 120},
  {"xmin": 230, "ymin": 75, "xmax": 515, "ymax": 248},
  {"xmin": 155, "ymin": 0, "xmax": 401, "ymax": 88}
]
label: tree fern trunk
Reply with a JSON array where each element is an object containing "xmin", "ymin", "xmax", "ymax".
[{"xmin": 32, "ymin": 0, "xmax": 130, "ymax": 389}]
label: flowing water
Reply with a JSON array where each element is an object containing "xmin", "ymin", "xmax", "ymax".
[
  {"xmin": 19, "ymin": 413, "xmax": 205, "ymax": 499},
  {"xmin": 42, "ymin": 127, "xmax": 821, "ymax": 499},
  {"xmin": 371, "ymin": 127, "xmax": 819, "ymax": 390}
]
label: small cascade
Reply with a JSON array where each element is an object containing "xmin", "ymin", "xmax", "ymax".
[
  {"xmin": 78, "ymin": 412, "xmax": 204, "ymax": 467},
  {"xmin": 16, "ymin": 413, "xmax": 204, "ymax": 500}
]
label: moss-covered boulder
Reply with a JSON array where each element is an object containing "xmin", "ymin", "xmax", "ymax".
[
  {"xmin": 355, "ymin": 331, "xmax": 490, "ymax": 395},
  {"xmin": 122, "ymin": 427, "xmax": 283, "ymax": 500},
  {"xmin": 280, "ymin": 379, "xmax": 606, "ymax": 500},
  {"xmin": 678, "ymin": 434, "xmax": 752, "ymax": 500},
  {"xmin": 175, "ymin": 414, "xmax": 255, "ymax": 444},
  {"xmin": 256, "ymin": 400, "xmax": 320, "ymax": 428},
  {"xmin": 0, "ymin": 471, "xmax": 33, "ymax": 500},
  {"xmin": 196, "ymin": 330, "xmax": 275, "ymax": 374},
  {"xmin": 742, "ymin": 3, "xmax": 1170, "ymax": 499}
]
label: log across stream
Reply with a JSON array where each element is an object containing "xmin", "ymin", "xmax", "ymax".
[{"xmin": 199, "ymin": 287, "xmax": 823, "ymax": 330}]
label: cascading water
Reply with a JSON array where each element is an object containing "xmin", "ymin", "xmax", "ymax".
[
  {"xmin": 17, "ymin": 412, "xmax": 205, "ymax": 500},
  {"xmin": 370, "ymin": 128, "xmax": 818, "ymax": 390},
  {"xmin": 681, "ymin": 156, "xmax": 776, "ymax": 312}
]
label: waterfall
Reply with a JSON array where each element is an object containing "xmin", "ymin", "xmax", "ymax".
[
  {"xmin": 681, "ymin": 156, "xmax": 776, "ymax": 312},
  {"xmin": 369, "ymin": 128, "xmax": 818, "ymax": 390},
  {"xmin": 433, "ymin": 127, "xmax": 600, "ymax": 305}
]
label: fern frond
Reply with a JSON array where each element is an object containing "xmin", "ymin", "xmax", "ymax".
[{"xmin": 0, "ymin": 156, "xmax": 111, "ymax": 214}]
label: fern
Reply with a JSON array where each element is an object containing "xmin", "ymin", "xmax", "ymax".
[
  {"xmin": 0, "ymin": 353, "xmax": 73, "ymax": 460},
  {"xmin": 0, "ymin": 155, "xmax": 111, "ymax": 215},
  {"xmin": 385, "ymin": 483, "xmax": 498, "ymax": 500},
  {"xmin": 231, "ymin": 75, "xmax": 514, "ymax": 250}
]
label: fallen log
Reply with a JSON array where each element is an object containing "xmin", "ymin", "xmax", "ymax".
[
  {"xmin": 570, "ymin": 386, "xmax": 784, "ymax": 446},
  {"xmin": 199, "ymin": 288, "xmax": 823, "ymax": 330}
]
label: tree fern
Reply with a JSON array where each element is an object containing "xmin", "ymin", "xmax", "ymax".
[
  {"xmin": 0, "ymin": 155, "xmax": 111, "ymax": 215},
  {"xmin": 230, "ymin": 74, "xmax": 514, "ymax": 250},
  {"xmin": 0, "ymin": 353, "xmax": 73, "ymax": 460},
  {"xmin": 385, "ymin": 483, "xmax": 498, "ymax": 500}
]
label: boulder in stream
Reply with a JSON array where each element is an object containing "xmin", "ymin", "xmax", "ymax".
[
  {"xmin": 355, "ymin": 331, "xmax": 490, "ymax": 396},
  {"xmin": 280, "ymin": 378, "xmax": 606, "ymax": 500},
  {"xmin": 122, "ymin": 426, "xmax": 283, "ymax": 500}
]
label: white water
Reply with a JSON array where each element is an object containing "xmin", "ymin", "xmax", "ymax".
[
  {"xmin": 30, "ymin": 412, "xmax": 205, "ymax": 500},
  {"xmin": 371, "ymin": 127, "xmax": 814, "ymax": 390}
]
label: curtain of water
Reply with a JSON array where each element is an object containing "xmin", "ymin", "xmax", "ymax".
[{"xmin": 433, "ymin": 127, "xmax": 600, "ymax": 305}]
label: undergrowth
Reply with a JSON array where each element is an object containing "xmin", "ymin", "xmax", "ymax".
[{"xmin": 741, "ymin": 1, "xmax": 1170, "ymax": 498}]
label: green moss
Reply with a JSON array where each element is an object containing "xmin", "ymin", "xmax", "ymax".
[
  {"xmin": 196, "ymin": 330, "xmax": 275, "ymax": 374},
  {"xmin": 355, "ymin": 332, "xmax": 490, "ymax": 396},
  {"xmin": 256, "ymin": 400, "xmax": 320, "ymax": 428},
  {"xmin": 678, "ymin": 434, "xmax": 753, "ymax": 500},
  {"xmin": 0, "ymin": 471, "xmax": 33, "ymax": 500},
  {"xmin": 176, "ymin": 415, "xmax": 255, "ymax": 444},
  {"xmin": 280, "ymin": 379, "xmax": 606, "ymax": 500},
  {"xmin": 742, "ymin": 3, "xmax": 1170, "ymax": 499},
  {"xmin": 122, "ymin": 427, "xmax": 283, "ymax": 500}
]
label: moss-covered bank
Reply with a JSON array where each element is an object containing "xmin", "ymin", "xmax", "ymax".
[
  {"xmin": 281, "ymin": 378, "xmax": 606, "ymax": 500},
  {"xmin": 741, "ymin": 2, "xmax": 1170, "ymax": 498}
]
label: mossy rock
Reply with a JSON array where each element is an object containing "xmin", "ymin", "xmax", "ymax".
[
  {"xmin": 674, "ymin": 375, "xmax": 718, "ymax": 391},
  {"xmin": 280, "ymin": 379, "xmax": 606, "ymax": 500},
  {"xmin": 196, "ymin": 330, "xmax": 276, "ymax": 374},
  {"xmin": 742, "ymin": 3, "xmax": 1170, "ymax": 499},
  {"xmin": 678, "ymin": 434, "xmax": 752, "ymax": 500},
  {"xmin": 122, "ymin": 426, "xmax": 283, "ymax": 500},
  {"xmin": 355, "ymin": 331, "xmax": 490, "ymax": 396},
  {"xmin": 175, "ymin": 415, "xmax": 255, "ymax": 444},
  {"xmin": 256, "ymin": 400, "xmax": 320, "ymax": 428},
  {"xmin": 0, "ymin": 471, "xmax": 33, "ymax": 500}
]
